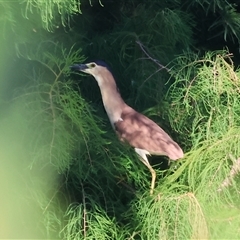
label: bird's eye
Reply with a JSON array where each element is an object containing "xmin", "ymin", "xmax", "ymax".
[{"xmin": 89, "ymin": 63, "xmax": 96, "ymax": 68}]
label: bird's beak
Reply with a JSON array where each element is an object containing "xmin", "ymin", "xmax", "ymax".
[{"xmin": 70, "ymin": 64, "xmax": 88, "ymax": 72}]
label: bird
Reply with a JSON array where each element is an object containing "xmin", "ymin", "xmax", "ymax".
[{"xmin": 70, "ymin": 60, "xmax": 184, "ymax": 195}]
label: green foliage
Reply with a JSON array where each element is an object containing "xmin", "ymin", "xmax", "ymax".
[
  {"xmin": 13, "ymin": 42, "xmax": 89, "ymax": 172},
  {"xmin": 131, "ymin": 125, "xmax": 240, "ymax": 239},
  {"xmin": 3, "ymin": 39, "xmax": 151, "ymax": 238},
  {"xmin": 1, "ymin": 0, "xmax": 240, "ymax": 239},
  {"xmin": 77, "ymin": 2, "xmax": 195, "ymax": 111},
  {"xmin": 21, "ymin": 0, "xmax": 100, "ymax": 31},
  {"xmin": 135, "ymin": 192, "xmax": 209, "ymax": 239},
  {"xmin": 165, "ymin": 51, "xmax": 240, "ymax": 146},
  {"xmin": 209, "ymin": 4, "xmax": 240, "ymax": 42},
  {"xmin": 61, "ymin": 203, "xmax": 127, "ymax": 240},
  {"xmin": 188, "ymin": 0, "xmax": 240, "ymax": 44},
  {"xmin": 145, "ymin": 50, "xmax": 240, "ymax": 238},
  {"xmin": 0, "ymin": 1, "xmax": 16, "ymax": 35}
]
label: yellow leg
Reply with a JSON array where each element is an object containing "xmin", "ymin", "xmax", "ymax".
[
  {"xmin": 149, "ymin": 164, "xmax": 156, "ymax": 195},
  {"xmin": 139, "ymin": 158, "xmax": 156, "ymax": 195},
  {"xmin": 134, "ymin": 148, "xmax": 156, "ymax": 195}
]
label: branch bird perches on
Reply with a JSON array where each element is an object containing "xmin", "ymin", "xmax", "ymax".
[{"xmin": 70, "ymin": 60, "xmax": 184, "ymax": 195}]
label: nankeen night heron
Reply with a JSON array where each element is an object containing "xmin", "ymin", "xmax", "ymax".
[{"xmin": 71, "ymin": 61, "xmax": 184, "ymax": 195}]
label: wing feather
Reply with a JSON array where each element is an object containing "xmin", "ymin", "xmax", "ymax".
[{"xmin": 114, "ymin": 106, "xmax": 183, "ymax": 160}]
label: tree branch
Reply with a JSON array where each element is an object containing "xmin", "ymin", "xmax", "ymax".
[
  {"xmin": 217, "ymin": 155, "xmax": 240, "ymax": 192},
  {"xmin": 136, "ymin": 40, "xmax": 170, "ymax": 72}
]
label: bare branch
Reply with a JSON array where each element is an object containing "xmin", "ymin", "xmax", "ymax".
[
  {"xmin": 218, "ymin": 155, "xmax": 240, "ymax": 192},
  {"xmin": 81, "ymin": 183, "xmax": 87, "ymax": 238},
  {"xmin": 136, "ymin": 40, "xmax": 170, "ymax": 72}
]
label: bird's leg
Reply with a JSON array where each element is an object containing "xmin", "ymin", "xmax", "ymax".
[
  {"xmin": 140, "ymin": 159, "xmax": 156, "ymax": 195},
  {"xmin": 135, "ymin": 148, "xmax": 156, "ymax": 195}
]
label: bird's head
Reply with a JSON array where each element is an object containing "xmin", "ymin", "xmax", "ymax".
[
  {"xmin": 70, "ymin": 60, "xmax": 115, "ymax": 87},
  {"xmin": 70, "ymin": 60, "xmax": 111, "ymax": 78}
]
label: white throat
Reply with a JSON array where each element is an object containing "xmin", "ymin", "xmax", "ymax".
[{"xmin": 94, "ymin": 74, "xmax": 125, "ymax": 127}]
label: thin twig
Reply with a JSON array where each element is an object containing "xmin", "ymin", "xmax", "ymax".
[
  {"xmin": 128, "ymin": 231, "xmax": 141, "ymax": 240},
  {"xmin": 218, "ymin": 155, "xmax": 240, "ymax": 192},
  {"xmin": 116, "ymin": 176, "xmax": 136, "ymax": 194},
  {"xmin": 81, "ymin": 183, "xmax": 87, "ymax": 239},
  {"xmin": 136, "ymin": 40, "xmax": 170, "ymax": 72}
]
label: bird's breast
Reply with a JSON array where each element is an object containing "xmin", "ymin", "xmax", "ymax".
[{"xmin": 104, "ymin": 106, "xmax": 123, "ymax": 128}]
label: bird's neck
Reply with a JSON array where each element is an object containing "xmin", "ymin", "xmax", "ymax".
[{"xmin": 94, "ymin": 74, "xmax": 126, "ymax": 127}]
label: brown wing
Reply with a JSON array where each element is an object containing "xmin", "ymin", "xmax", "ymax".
[{"xmin": 114, "ymin": 106, "xmax": 183, "ymax": 160}]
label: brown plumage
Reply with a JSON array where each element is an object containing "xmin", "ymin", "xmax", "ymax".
[
  {"xmin": 70, "ymin": 60, "xmax": 184, "ymax": 195},
  {"xmin": 114, "ymin": 105, "xmax": 183, "ymax": 160}
]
